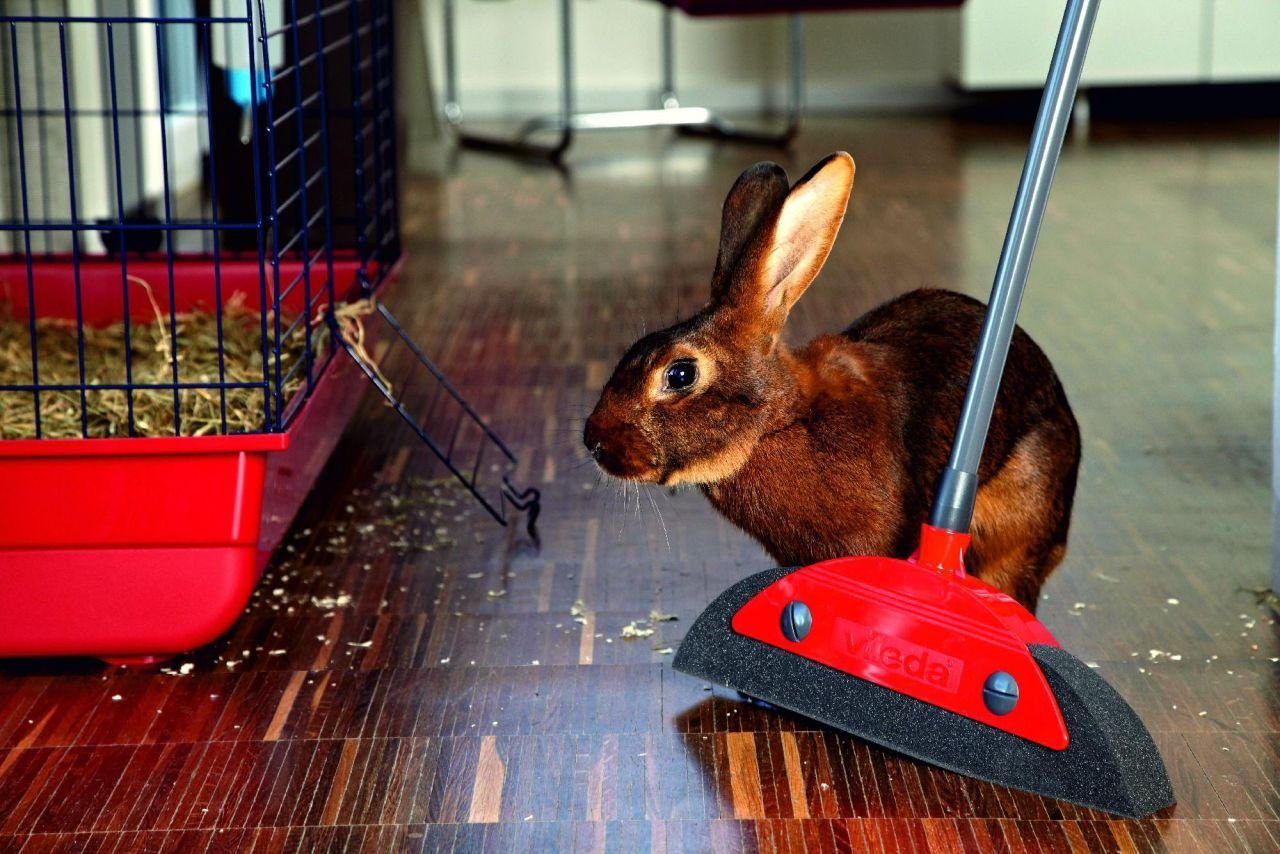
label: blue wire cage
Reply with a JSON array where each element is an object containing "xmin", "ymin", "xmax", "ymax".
[
  {"xmin": 0, "ymin": 0, "xmax": 400, "ymax": 439},
  {"xmin": 1, "ymin": 1, "xmax": 540, "ymax": 532}
]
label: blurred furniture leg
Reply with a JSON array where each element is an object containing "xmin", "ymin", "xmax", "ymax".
[
  {"xmin": 1272, "ymin": 134, "xmax": 1280, "ymax": 613},
  {"xmin": 441, "ymin": 0, "xmax": 803, "ymax": 162},
  {"xmin": 398, "ymin": 0, "xmax": 445, "ymax": 173}
]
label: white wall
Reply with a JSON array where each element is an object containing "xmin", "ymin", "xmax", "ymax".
[{"xmin": 425, "ymin": 0, "xmax": 962, "ymax": 117}]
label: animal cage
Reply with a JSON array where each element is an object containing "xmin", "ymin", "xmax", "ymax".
[{"xmin": 0, "ymin": 1, "xmax": 537, "ymax": 663}]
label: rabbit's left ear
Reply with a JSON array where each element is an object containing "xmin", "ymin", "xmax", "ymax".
[
  {"xmin": 724, "ymin": 152, "xmax": 854, "ymax": 338},
  {"xmin": 759, "ymin": 152, "xmax": 854, "ymax": 325},
  {"xmin": 710, "ymin": 161, "xmax": 791, "ymax": 303}
]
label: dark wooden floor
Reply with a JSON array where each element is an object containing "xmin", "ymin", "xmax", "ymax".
[{"xmin": 2, "ymin": 116, "xmax": 1278, "ymax": 852}]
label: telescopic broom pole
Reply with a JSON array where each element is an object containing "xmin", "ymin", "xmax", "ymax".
[{"xmin": 930, "ymin": 0, "xmax": 1101, "ymax": 534}]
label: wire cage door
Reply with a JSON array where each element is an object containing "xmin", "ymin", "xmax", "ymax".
[{"xmin": 335, "ymin": 295, "xmax": 541, "ymax": 537}]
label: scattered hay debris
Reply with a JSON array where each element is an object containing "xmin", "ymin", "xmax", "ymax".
[
  {"xmin": 1146, "ymin": 649, "xmax": 1183, "ymax": 663},
  {"xmin": 621, "ymin": 621, "xmax": 656, "ymax": 640},
  {"xmin": 311, "ymin": 594, "xmax": 352, "ymax": 610}
]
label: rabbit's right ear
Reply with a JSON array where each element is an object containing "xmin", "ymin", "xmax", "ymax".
[{"xmin": 709, "ymin": 162, "xmax": 790, "ymax": 303}]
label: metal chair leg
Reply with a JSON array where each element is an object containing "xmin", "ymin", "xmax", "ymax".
[
  {"xmin": 442, "ymin": 0, "xmax": 574, "ymax": 161},
  {"xmin": 673, "ymin": 12, "xmax": 804, "ymax": 145},
  {"xmin": 442, "ymin": 2, "xmax": 803, "ymax": 162}
]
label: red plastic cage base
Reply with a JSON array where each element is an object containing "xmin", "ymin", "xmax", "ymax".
[{"xmin": 0, "ymin": 258, "xmax": 384, "ymax": 662}]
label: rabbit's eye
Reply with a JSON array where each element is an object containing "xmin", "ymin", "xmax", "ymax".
[{"xmin": 664, "ymin": 359, "xmax": 698, "ymax": 392}]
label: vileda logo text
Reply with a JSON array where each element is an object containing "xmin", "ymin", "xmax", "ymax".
[{"xmin": 848, "ymin": 625, "xmax": 963, "ymax": 694}]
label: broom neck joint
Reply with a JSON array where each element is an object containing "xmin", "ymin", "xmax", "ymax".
[{"xmin": 929, "ymin": 466, "xmax": 977, "ymax": 534}]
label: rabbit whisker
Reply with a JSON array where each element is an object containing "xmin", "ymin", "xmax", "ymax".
[{"xmin": 644, "ymin": 486, "xmax": 671, "ymax": 551}]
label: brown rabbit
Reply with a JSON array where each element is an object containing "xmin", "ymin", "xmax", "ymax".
[{"xmin": 583, "ymin": 153, "xmax": 1080, "ymax": 612}]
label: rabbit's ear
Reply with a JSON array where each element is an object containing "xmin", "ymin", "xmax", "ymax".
[
  {"xmin": 710, "ymin": 162, "xmax": 790, "ymax": 303},
  {"xmin": 725, "ymin": 152, "xmax": 855, "ymax": 338}
]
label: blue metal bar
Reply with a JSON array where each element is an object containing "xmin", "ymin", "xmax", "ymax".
[
  {"xmin": 271, "ymin": 95, "xmax": 322, "ymax": 131},
  {"xmin": 279, "ymin": 248, "xmax": 328, "ymax": 301},
  {"xmin": 202, "ymin": 21, "xmax": 230, "ymax": 433},
  {"xmin": 346, "ymin": 0, "xmax": 369, "ymax": 272},
  {"xmin": 374, "ymin": 302, "xmax": 517, "ymax": 462},
  {"xmin": 0, "ymin": 106, "xmax": 217, "ymax": 118},
  {"xmin": 380, "ymin": 3, "xmax": 399, "ymax": 262},
  {"xmin": 28, "ymin": 1, "xmax": 51, "ymax": 254},
  {"xmin": 9, "ymin": 22, "xmax": 41, "ymax": 437},
  {"xmin": 256, "ymin": 0, "xmax": 285, "ymax": 428},
  {"xmin": 469, "ymin": 438, "xmax": 486, "ymax": 494},
  {"xmin": 280, "ymin": 304, "xmax": 312, "ymax": 340},
  {"xmin": 279, "ymin": 343, "xmax": 337, "ymax": 424},
  {"xmin": 271, "ymin": 178, "xmax": 323, "ymax": 220},
  {"xmin": 245, "ymin": 0, "xmax": 274, "ymax": 429},
  {"xmin": 57, "ymin": 23, "xmax": 90, "ymax": 437},
  {"xmin": 105, "ymin": 23, "xmax": 138, "ymax": 435},
  {"xmin": 273, "ymin": 144, "xmax": 324, "ymax": 192},
  {"xmin": 280, "ymin": 245, "xmax": 327, "ymax": 292},
  {"xmin": 126, "ymin": 16, "xmax": 146, "ymax": 251},
  {"xmin": 275, "ymin": 203, "xmax": 325, "ymax": 258},
  {"xmin": 312, "ymin": 0, "xmax": 338, "ymax": 362},
  {"xmin": 286, "ymin": 0, "xmax": 315, "ymax": 393},
  {"xmin": 279, "ymin": 344, "xmax": 312, "ymax": 384},
  {"xmin": 0, "ymin": 381, "xmax": 272, "ymax": 392},
  {"xmin": 377, "ymin": 1, "xmax": 400, "ymax": 277},
  {"xmin": 262, "ymin": 0, "xmax": 345, "ymax": 38},
  {"xmin": 317, "ymin": 32, "xmax": 358, "ymax": 59},
  {"xmin": 267, "ymin": 52, "xmax": 320, "ymax": 85},
  {"xmin": 0, "ymin": 221, "xmax": 259, "ymax": 231},
  {"xmin": 1, "ymin": 16, "xmax": 251, "ymax": 25},
  {"xmin": 368, "ymin": 1, "xmax": 387, "ymax": 275},
  {"xmin": 154, "ymin": 23, "xmax": 183, "ymax": 435}
]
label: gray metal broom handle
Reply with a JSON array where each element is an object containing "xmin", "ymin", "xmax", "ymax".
[{"xmin": 930, "ymin": 0, "xmax": 1100, "ymax": 533}]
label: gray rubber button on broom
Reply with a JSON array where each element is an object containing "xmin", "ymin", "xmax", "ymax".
[{"xmin": 779, "ymin": 601, "xmax": 812, "ymax": 642}]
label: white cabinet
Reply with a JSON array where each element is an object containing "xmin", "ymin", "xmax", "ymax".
[
  {"xmin": 1209, "ymin": 0, "xmax": 1280, "ymax": 81},
  {"xmin": 954, "ymin": 0, "xmax": 1280, "ymax": 90}
]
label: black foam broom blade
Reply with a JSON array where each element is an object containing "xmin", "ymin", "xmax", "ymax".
[{"xmin": 673, "ymin": 567, "xmax": 1175, "ymax": 819}]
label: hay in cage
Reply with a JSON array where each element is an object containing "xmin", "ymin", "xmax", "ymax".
[{"xmin": 0, "ymin": 276, "xmax": 377, "ymax": 439}]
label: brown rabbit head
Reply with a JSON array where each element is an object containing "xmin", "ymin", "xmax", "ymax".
[{"xmin": 584, "ymin": 152, "xmax": 855, "ymax": 486}]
